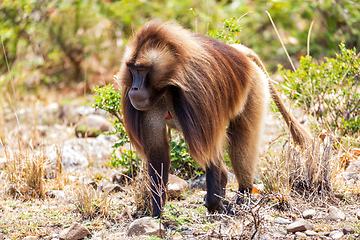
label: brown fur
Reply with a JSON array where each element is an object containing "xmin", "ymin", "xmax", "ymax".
[
  {"xmin": 117, "ymin": 20, "xmax": 311, "ymax": 216},
  {"xmin": 231, "ymin": 44, "xmax": 312, "ymax": 146}
]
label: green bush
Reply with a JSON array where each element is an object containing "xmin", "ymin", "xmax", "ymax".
[
  {"xmin": 207, "ymin": 17, "xmax": 242, "ymax": 44},
  {"xmin": 170, "ymin": 138, "xmax": 204, "ymax": 179},
  {"xmin": 279, "ymin": 41, "xmax": 360, "ymax": 136},
  {"xmin": 92, "ymin": 84, "xmax": 139, "ymax": 175},
  {"xmin": 92, "ymin": 84, "xmax": 204, "ymax": 179}
]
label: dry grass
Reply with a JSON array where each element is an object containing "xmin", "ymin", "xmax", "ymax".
[
  {"xmin": 261, "ymin": 133, "xmax": 338, "ymax": 207},
  {"xmin": 4, "ymin": 147, "xmax": 48, "ymax": 199},
  {"xmin": 73, "ymin": 183, "xmax": 112, "ymax": 219},
  {"xmin": 130, "ymin": 168, "xmax": 153, "ymax": 217}
]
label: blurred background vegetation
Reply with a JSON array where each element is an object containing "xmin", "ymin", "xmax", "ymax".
[{"xmin": 1, "ymin": 0, "xmax": 359, "ymax": 94}]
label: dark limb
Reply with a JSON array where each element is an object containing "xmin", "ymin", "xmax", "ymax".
[
  {"xmin": 142, "ymin": 107, "xmax": 170, "ymax": 218},
  {"xmin": 147, "ymin": 154, "xmax": 170, "ymax": 218},
  {"xmin": 205, "ymin": 159, "xmax": 228, "ymax": 213}
]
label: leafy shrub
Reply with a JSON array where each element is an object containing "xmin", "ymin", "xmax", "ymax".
[
  {"xmin": 279, "ymin": 41, "xmax": 360, "ymax": 136},
  {"xmin": 207, "ymin": 17, "xmax": 242, "ymax": 44},
  {"xmin": 92, "ymin": 84, "xmax": 140, "ymax": 175},
  {"xmin": 170, "ymin": 138, "xmax": 204, "ymax": 179},
  {"xmin": 92, "ymin": 84, "xmax": 204, "ymax": 179}
]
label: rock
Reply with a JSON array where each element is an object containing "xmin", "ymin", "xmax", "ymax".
[
  {"xmin": 286, "ymin": 219, "xmax": 314, "ymax": 232},
  {"xmin": 303, "ymin": 209, "xmax": 317, "ymax": 219},
  {"xmin": 59, "ymin": 222, "xmax": 91, "ymax": 240},
  {"xmin": 295, "ymin": 232, "xmax": 306, "ymax": 238},
  {"xmin": 46, "ymin": 136, "xmax": 114, "ymax": 169},
  {"xmin": 59, "ymin": 105, "xmax": 107, "ymax": 125},
  {"xmin": 343, "ymin": 225, "xmax": 355, "ymax": 234},
  {"xmin": 23, "ymin": 237, "xmax": 38, "ymax": 240},
  {"xmin": 45, "ymin": 190, "xmax": 66, "ymax": 199},
  {"xmin": 342, "ymin": 160, "xmax": 360, "ymax": 181},
  {"xmin": 325, "ymin": 206, "xmax": 346, "ymax": 221},
  {"xmin": 188, "ymin": 175, "xmax": 206, "ymax": 190},
  {"xmin": 98, "ymin": 182, "xmax": 123, "ymax": 194},
  {"xmin": 305, "ymin": 230, "xmax": 317, "ymax": 236},
  {"xmin": 171, "ymin": 232, "xmax": 183, "ymax": 239},
  {"xmin": 329, "ymin": 230, "xmax": 344, "ymax": 239},
  {"xmin": 188, "ymin": 172, "xmax": 234, "ymax": 191},
  {"xmin": 75, "ymin": 106, "xmax": 106, "ymax": 117},
  {"xmin": 127, "ymin": 217, "xmax": 165, "ymax": 238},
  {"xmin": 75, "ymin": 114, "xmax": 112, "ymax": 138},
  {"xmin": 167, "ymin": 174, "xmax": 188, "ymax": 199},
  {"xmin": 274, "ymin": 217, "xmax": 292, "ymax": 225}
]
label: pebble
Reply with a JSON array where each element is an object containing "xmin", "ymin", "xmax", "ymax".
[
  {"xmin": 59, "ymin": 222, "xmax": 91, "ymax": 240},
  {"xmin": 295, "ymin": 232, "xmax": 306, "ymax": 238},
  {"xmin": 127, "ymin": 217, "xmax": 165, "ymax": 238},
  {"xmin": 329, "ymin": 230, "xmax": 344, "ymax": 239},
  {"xmin": 274, "ymin": 217, "xmax": 292, "ymax": 225},
  {"xmin": 303, "ymin": 209, "xmax": 316, "ymax": 219},
  {"xmin": 325, "ymin": 206, "xmax": 346, "ymax": 221},
  {"xmin": 343, "ymin": 225, "xmax": 355, "ymax": 234},
  {"xmin": 286, "ymin": 219, "xmax": 313, "ymax": 232},
  {"xmin": 305, "ymin": 230, "xmax": 318, "ymax": 236}
]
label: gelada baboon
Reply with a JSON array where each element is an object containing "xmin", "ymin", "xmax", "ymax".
[{"xmin": 118, "ymin": 20, "xmax": 311, "ymax": 218}]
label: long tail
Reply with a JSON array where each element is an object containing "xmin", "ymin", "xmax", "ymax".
[{"xmin": 245, "ymin": 47, "xmax": 312, "ymax": 147}]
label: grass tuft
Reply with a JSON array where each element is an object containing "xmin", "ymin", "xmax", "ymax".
[
  {"xmin": 73, "ymin": 183, "xmax": 112, "ymax": 219},
  {"xmin": 4, "ymin": 148, "xmax": 47, "ymax": 199},
  {"xmin": 261, "ymin": 134, "xmax": 336, "ymax": 205}
]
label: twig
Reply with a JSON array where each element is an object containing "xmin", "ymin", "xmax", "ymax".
[
  {"xmin": 1, "ymin": 36, "xmax": 20, "ymax": 131},
  {"xmin": 307, "ymin": 21, "xmax": 315, "ymax": 56},
  {"xmin": 266, "ymin": 11, "xmax": 296, "ymax": 71},
  {"xmin": 236, "ymin": 11, "xmax": 254, "ymax": 23}
]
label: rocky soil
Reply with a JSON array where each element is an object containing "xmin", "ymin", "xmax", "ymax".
[{"xmin": 0, "ymin": 98, "xmax": 359, "ymax": 239}]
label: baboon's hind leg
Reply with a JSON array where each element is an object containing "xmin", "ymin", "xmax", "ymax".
[{"xmin": 227, "ymin": 112, "xmax": 264, "ymax": 193}]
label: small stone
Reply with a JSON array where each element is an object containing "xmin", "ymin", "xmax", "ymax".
[
  {"xmin": 274, "ymin": 217, "xmax": 292, "ymax": 224},
  {"xmin": 23, "ymin": 237, "xmax": 38, "ymax": 240},
  {"xmin": 305, "ymin": 230, "xmax": 317, "ymax": 236},
  {"xmin": 329, "ymin": 230, "xmax": 344, "ymax": 239},
  {"xmin": 167, "ymin": 174, "xmax": 188, "ymax": 199},
  {"xmin": 325, "ymin": 206, "xmax": 346, "ymax": 221},
  {"xmin": 171, "ymin": 232, "xmax": 183, "ymax": 239},
  {"xmin": 188, "ymin": 175, "xmax": 206, "ymax": 190},
  {"xmin": 59, "ymin": 222, "xmax": 91, "ymax": 240},
  {"xmin": 295, "ymin": 232, "xmax": 306, "ymax": 238},
  {"xmin": 127, "ymin": 217, "xmax": 164, "ymax": 238},
  {"xmin": 286, "ymin": 219, "xmax": 314, "ymax": 233},
  {"xmin": 343, "ymin": 225, "xmax": 355, "ymax": 234},
  {"xmin": 303, "ymin": 209, "xmax": 317, "ymax": 219}
]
